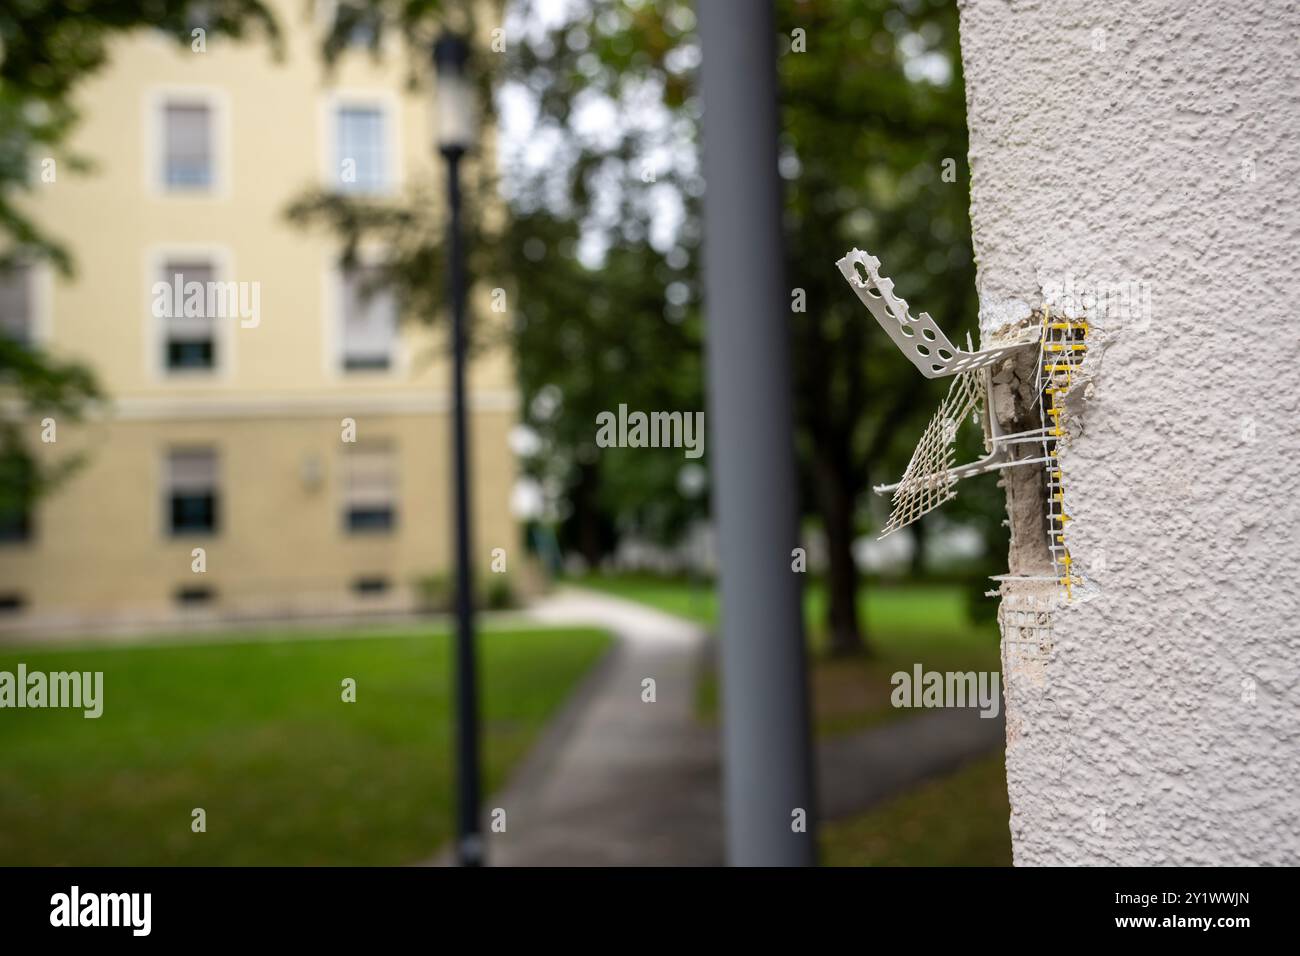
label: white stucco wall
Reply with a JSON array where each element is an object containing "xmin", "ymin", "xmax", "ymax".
[{"xmin": 958, "ymin": 0, "xmax": 1300, "ymax": 864}]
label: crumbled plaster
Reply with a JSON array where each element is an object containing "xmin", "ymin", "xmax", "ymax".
[
  {"xmin": 959, "ymin": 0, "xmax": 1300, "ymax": 864},
  {"xmin": 987, "ymin": 328, "xmax": 1053, "ymax": 576}
]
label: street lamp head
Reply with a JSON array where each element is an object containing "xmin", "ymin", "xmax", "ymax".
[{"xmin": 433, "ymin": 32, "xmax": 474, "ymax": 155}]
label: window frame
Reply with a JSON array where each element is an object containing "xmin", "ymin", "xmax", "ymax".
[
  {"xmin": 163, "ymin": 446, "xmax": 221, "ymax": 539},
  {"xmin": 324, "ymin": 247, "xmax": 405, "ymax": 379},
  {"xmin": 0, "ymin": 261, "xmax": 52, "ymax": 349},
  {"xmin": 0, "ymin": 504, "xmax": 34, "ymax": 546},
  {"xmin": 320, "ymin": 91, "xmax": 402, "ymax": 198},
  {"xmin": 145, "ymin": 244, "xmax": 236, "ymax": 382},
  {"xmin": 340, "ymin": 442, "xmax": 398, "ymax": 536},
  {"xmin": 337, "ymin": 261, "xmax": 400, "ymax": 374},
  {"xmin": 145, "ymin": 86, "xmax": 230, "ymax": 198}
]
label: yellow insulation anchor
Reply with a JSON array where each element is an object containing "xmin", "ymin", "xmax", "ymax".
[{"xmin": 1038, "ymin": 305, "xmax": 1087, "ymax": 600}]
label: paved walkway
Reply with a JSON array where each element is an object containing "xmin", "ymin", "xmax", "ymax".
[
  {"xmin": 485, "ymin": 589, "xmax": 721, "ymax": 865},
  {"xmin": 818, "ymin": 707, "xmax": 1005, "ymax": 820},
  {"xmin": 438, "ymin": 587, "xmax": 1005, "ymax": 866}
]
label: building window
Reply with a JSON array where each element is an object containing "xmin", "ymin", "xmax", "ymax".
[
  {"xmin": 167, "ymin": 448, "xmax": 219, "ymax": 535},
  {"xmin": 175, "ymin": 586, "xmax": 215, "ymax": 606},
  {"xmin": 340, "ymin": 264, "xmax": 396, "ymax": 371},
  {"xmin": 352, "ymin": 576, "xmax": 390, "ymax": 595},
  {"xmin": 185, "ymin": 3, "xmax": 214, "ymax": 32},
  {"xmin": 0, "ymin": 264, "xmax": 32, "ymax": 346},
  {"xmin": 0, "ymin": 505, "xmax": 31, "ymax": 544},
  {"xmin": 343, "ymin": 444, "xmax": 396, "ymax": 533},
  {"xmin": 336, "ymin": 3, "xmax": 379, "ymax": 46},
  {"xmin": 161, "ymin": 259, "xmax": 216, "ymax": 371},
  {"xmin": 335, "ymin": 106, "xmax": 387, "ymax": 194},
  {"xmin": 0, "ymin": 454, "xmax": 34, "ymax": 544},
  {"xmin": 163, "ymin": 101, "xmax": 213, "ymax": 190}
]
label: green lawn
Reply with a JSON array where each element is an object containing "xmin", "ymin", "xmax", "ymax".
[
  {"xmin": 0, "ymin": 626, "xmax": 609, "ymax": 866},
  {"xmin": 820, "ymin": 754, "xmax": 1012, "ymax": 867},
  {"xmin": 577, "ymin": 573, "xmax": 999, "ymax": 737}
]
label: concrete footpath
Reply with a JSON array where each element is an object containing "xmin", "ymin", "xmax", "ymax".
[
  {"xmin": 484, "ymin": 589, "xmax": 721, "ymax": 865},
  {"xmin": 431, "ymin": 587, "xmax": 1004, "ymax": 866}
]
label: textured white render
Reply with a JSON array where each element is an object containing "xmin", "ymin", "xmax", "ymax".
[{"xmin": 957, "ymin": 0, "xmax": 1300, "ymax": 864}]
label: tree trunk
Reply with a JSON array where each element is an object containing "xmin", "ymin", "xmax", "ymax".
[
  {"xmin": 570, "ymin": 461, "xmax": 605, "ymax": 568},
  {"xmin": 813, "ymin": 453, "xmax": 867, "ymax": 656},
  {"xmin": 909, "ymin": 518, "xmax": 927, "ymax": 578}
]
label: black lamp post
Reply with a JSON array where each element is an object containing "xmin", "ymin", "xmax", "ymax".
[{"xmin": 434, "ymin": 31, "xmax": 482, "ymax": 868}]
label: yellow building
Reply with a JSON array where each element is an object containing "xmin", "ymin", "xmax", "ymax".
[{"xmin": 0, "ymin": 5, "xmax": 519, "ymax": 632}]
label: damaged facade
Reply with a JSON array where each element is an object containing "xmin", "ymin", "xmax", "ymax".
[{"xmin": 956, "ymin": 0, "xmax": 1300, "ymax": 864}]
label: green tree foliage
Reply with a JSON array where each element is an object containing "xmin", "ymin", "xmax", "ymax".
[
  {"xmin": 0, "ymin": 0, "xmax": 281, "ymax": 270},
  {"xmin": 286, "ymin": 3, "xmax": 709, "ymax": 559},
  {"xmin": 778, "ymin": 0, "xmax": 989, "ymax": 652},
  {"xmin": 499, "ymin": 2, "xmax": 707, "ymax": 563},
  {"xmin": 283, "ymin": 0, "xmax": 1000, "ymax": 653},
  {"xmin": 500, "ymin": 0, "xmax": 998, "ymax": 653},
  {"xmin": 0, "ymin": 0, "xmax": 279, "ymax": 520}
]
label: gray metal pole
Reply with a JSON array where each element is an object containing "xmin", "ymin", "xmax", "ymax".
[{"xmin": 696, "ymin": 0, "xmax": 817, "ymax": 866}]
